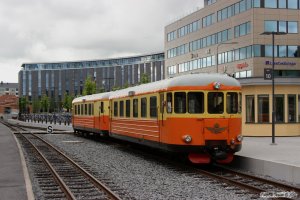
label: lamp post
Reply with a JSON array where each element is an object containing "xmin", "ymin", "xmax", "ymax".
[
  {"xmin": 261, "ymin": 31, "xmax": 287, "ymax": 145},
  {"xmin": 216, "ymin": 42, "xmax": 238, "ymax": 73}
]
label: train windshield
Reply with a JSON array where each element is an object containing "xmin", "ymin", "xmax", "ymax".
[{"xmin": 208, "ymin": 92, "xmax": 224, "ymax": 114}]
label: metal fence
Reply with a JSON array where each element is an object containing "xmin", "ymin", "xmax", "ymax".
[{"xmin": 19, "ymin": 113, "xmax": 72, "ymax": 125}]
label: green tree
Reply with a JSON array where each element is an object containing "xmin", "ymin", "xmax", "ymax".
[
  {"xmin": 83, "ymin": 76, "xmax": 96, "ymax": 95},
  {"xmin": 19, "ymin": 97, "xmax": 28, "ymax": 113},
  {"xmin": 140, "ymin": 73, "xmax": 150, "ymax": 84},
  {"xmin": 40, "ymin": 95, "xmax": 50, "ymax": 113},
  {"xmin": 32, "ymin": 99, "xmax": 41, "ymax": 113},
  {"xmin": 62, "ymin": 93, "xmax": 74, "ymax": 112}
]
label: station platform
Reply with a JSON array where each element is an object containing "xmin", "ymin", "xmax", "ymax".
[
  {"xmin": 0, "ymin": 122, "xmax": 33, "ymax": 200},
  {"xmin": 232, "ymin": 137, "xmax": 300, "ymax": 185}
]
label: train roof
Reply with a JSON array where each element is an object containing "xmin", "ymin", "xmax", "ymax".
[
  {"xmin": 72, "ymin": 74, "xmax": 240, "ymax": 103},
  {"xmin": 72, "ymin": 92, "xmax": 112, "ymax": 103},
  {"xmin": 110, "ymin": 73, "xmax": 240, "ymax": 99}
]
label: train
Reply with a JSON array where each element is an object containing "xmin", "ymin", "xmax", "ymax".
[{"xmin": 72, "ymin": 73, "xmax": 243, "ymax": 164}]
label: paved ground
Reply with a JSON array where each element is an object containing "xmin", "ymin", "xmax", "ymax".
[{"xmin": 0, "ymin": 122, "xmax": 32, "ymax": 200}]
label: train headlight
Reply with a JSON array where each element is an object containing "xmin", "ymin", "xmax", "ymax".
[
  {"xmin": 213, "ymin": 82, "xmax": 221, "ymax": 90},
  {"xmin": 183, "ymin": 135, "xmax": 192, "ymax": 143},
  {"xmin": 236, "ymin": 134, "xmax": 243, "ymax": 142}
]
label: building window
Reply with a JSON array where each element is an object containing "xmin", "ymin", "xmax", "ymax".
[
  {"xmin": 265, "ymin": 0, "xmax": 277, "ymax": 8},
  {"xmin": 119, "ymin": 101, "xmax": 124, "ymax": 117},
  {"xmin": 288, "ymin": 95, "xmax": 296, "ymax": 122},
  {"xmin": 126, "ymin": 100, "xmax": 130, "ymax": 117},
  {"xmin": 133, "ymin": 99, "xmax": 138, "ymax": 118},
  {"xmin": 174, "ymin": 92, "xmax": 186, "ymax": 114},
  {"xmin": 298, "ymin": 95, "xmax": 300, "ymax": 122},
  {"xmin": 275, "ymin": 95, "xmax": 284, "ymax": 122},
  {"xmin": 141, "ymin": 97, "xmax": 147, "ymax": 118},
  {"xmin": 188, "ymin": 92, "xmax": 204, "ymax": 114},
  {"xmin": 258, "ymin": 95, "xmax": 269, "ymax": 123},
  {"xmin": 288, "ymin": 0, "xmax": 298, "ymax": 9},
  {"xmin": 150, "ymin": 96, "xmax": 157, "ymax": 118},
  {"xmin": 246, "ymin": 95, "xmax": 255, "ymax": 123},
  {"xmin": 208, "ymin": 92, "xmax": 224, "ymax": 114}
]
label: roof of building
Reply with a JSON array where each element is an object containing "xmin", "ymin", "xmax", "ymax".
[{"xmin": 0, "ymin": 82, "xmax": 18, "ymax": 88}]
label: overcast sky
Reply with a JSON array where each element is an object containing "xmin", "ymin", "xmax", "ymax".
[{"xmin": 0, "ymin": 0, "xmax": 203, "ymax": 83}]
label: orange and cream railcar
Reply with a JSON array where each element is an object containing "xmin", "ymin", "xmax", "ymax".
[
  {"xmin": 72, "ymin": 74, "xmax": 243, "ymax": 164},
  {"xmin": 72, "ymin": 92, "xmax": 111, "ymax": 136}
]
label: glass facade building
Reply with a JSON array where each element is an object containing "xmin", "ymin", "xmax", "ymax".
[{"xmin": 19, "ymin": 52, "xmax": 164, "ymax": 104}]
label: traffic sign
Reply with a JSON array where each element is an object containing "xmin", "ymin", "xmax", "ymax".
[
  {"xmin": 264, "ymin": 68, "xmax": 272, "ymax": 80},
  {"xmin": 47, "ymin": 125, "xmax": 53, "ymax": 134}
]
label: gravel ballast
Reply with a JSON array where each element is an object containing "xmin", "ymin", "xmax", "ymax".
[{"xmin": 37, "ymin": 133, "xmax": 258, "ymax": 200}]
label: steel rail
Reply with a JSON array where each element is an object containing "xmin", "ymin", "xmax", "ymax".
[{"xmin": 31, "ymin": 133, "xmax": 122, "ymax": 200}]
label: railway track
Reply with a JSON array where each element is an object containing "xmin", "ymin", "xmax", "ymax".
[
  {"xmin": 197, "ymin": 165, "xmax": 300, "ymax": 199},
  {"xmin": 1, "ymin": 121, "xmax": 123, "ymax": 200}
]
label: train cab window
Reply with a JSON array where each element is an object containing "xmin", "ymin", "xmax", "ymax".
[
  {"xmin": 167, "ymin": 93, "xmax": 173, "ymax": 113},
  {"xmin": 81, "ymin": 104, "xmax": 84, "ymax": 115},
  {"xmin": 75, "ymin": 105, "xmax": 77, "ymax": 115},
  {"xmin": 120, "ymin": 101, "xmax": 124, "ymax": 117},
  {"xmin": 126, "ymin": 100, "xmax": 130, "ymax": 117},
  {"xmin": 100, "ymin": 102, "xmax": 104, "ymax": 113},
  {"xmin": 114, "ymin": 101, "xmax": 118, "ymax": 117},
  {"xmin": 208, "ymin": 92, "xmax": 224, "ymax": 114},
  {"xmin": 150, "ymin": 96, "xmax": 157, "ymax": 118},
  {"xmin": 133, "ymin": 99, "xmax": 138, "ymax": 118},
  {"xmin": 174, "ymin": 92, "xmax": 186, "ymax": 114},
  {"xmin": 188, "ymin": 92, "xmax": 204, "ymax": 114},
  {"xmin": 226, "ymin": 92, "xmax": 238, "ymax": 114},
  {"xmin": 141, "ymin": 97, "xmax": 147, "ymax": 118},
  {"xmin": 85, "ymin": 104, "xmax": 88, "ymax": 115}
]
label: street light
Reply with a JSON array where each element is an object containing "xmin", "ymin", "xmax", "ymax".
[
  {"xmin": 216, "ymin": 42, "xmax": 238, "ymax": 73},
  {"xmin": 261, "ymin": 31, "xmax": 287, "ymax": 145}
]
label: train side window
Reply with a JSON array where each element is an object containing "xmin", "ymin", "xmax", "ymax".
[
  {"xmin": 175, "ymin": 92, "xmax": 186, "ymax": 113},
  {"xmin": 74, "ymin": 105, "xmax": 77, "ymax": 115},
  {"xmin": 226, "ymin": 92, "xmax": 238, "ymax": 114},
  {"xmin": 78, "ymin": 105, "xmax": 80, "ymax": 115},
  {"xmin": 85, "ymin": 104, "xmax": 88, "ymax": 115},
  {"xmin": 141, "ymin": 97, "xmax": 147, "ymax": 118},
  {"xmin": 126, "ymin": 100, "xmax": 130, "ymax": 117},
  {"xmin": 100, "ymin": 102, "xmax": 104, "ymax": 113},
  {"xmin": 81, "ymin": 104, "xmax": 84, "ymax": 115},
  {"xmin": 167, "ymin": 93, "xmax": 173, "ymax": 113},
  {"xmin": 120, "ymin": 101, "xmax": 124, "ymax": 117},
  {"xmin": 133, "ymin": 99, "xmax": 138, "ymax": 118},
  {"xmin": 88, "ymin": 104, "xmax": 92, "ymax": 115},
  {"xmin": 208, "ymin": 92, "xmax": 224, "ymax": 114},
  {"xmin": 114, "ymin": 101, "xmax": 118, "ymax": 117},
  {"xmin": 150, "ymin": 96, "xmax": 157, "ymax": 118},
  {"xmin": 92, "ymin": 103, "xmax": 94, "ymax": 115},
  {"xmin": 188, "ymin": 92, "xmax": 204, "ymax": 114}
]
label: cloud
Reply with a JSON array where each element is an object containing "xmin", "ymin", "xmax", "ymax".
[{"xmin": 0, "ymin": 0, "xmax": 203, "ymax": 82}]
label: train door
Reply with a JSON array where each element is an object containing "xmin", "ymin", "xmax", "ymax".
[{"xmin": 159, "ymin": 93, "xmax": 165, "ymax": 142}]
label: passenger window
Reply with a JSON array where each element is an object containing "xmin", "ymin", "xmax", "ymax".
[
  {"xmin": 81, "ymin": 104, "xmax": 84, "ymax": 115},
  {"xmin": 167, "ymin": 93, "xmax": 173, "ymax": 113},
  {"xmin": 85, "ymin": 104, "xmax": 88, "ymax": 115},
  {"xmin": 141, "ymin": 97, "xmax": 147, "ymax": 118},
  {"xmin": 75, "ymin": 105, "xmax": 77, "ymax": 115},
  {"xmin": 126, "ymin": 100, "xmax": 130, "ymax": 117},
  {"xmin": 100, "ymin": 102, "xmax": 104, "ymax": 113},
  {"xmin": 175, "ymin": 92, "xmax": 186, "ymax": 113},
  {"xmin": 114, "ymin": 101, "xmax": 118, "ymax": 117},
  {"xmin": 120, "ymin": 101, "xmax": 124, "ymax": 117},
  {"xmin": 188, "ymin": 92, "xmax": 204, "ymax": 113},
  {"xmin": 133, "ymin": 99, "xmax": 138, "ymax": 118},
  {"xmin": 150, "ymin": 96, "xmax": 157, "ymax": 118},
  {"xmin": 227, "ymin": 92, "xmax": 238, "ymax": 114},
  {"xmin": 88, "ymin": 104, "xmax": 92, "ymax": 115},
  {"xmin": 208, "ymin": 92, "xmax": 224, "ymax": 114},
  {"xmin": 78, "ymin": 105, "xmax": 81, "ymax": 115}
]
